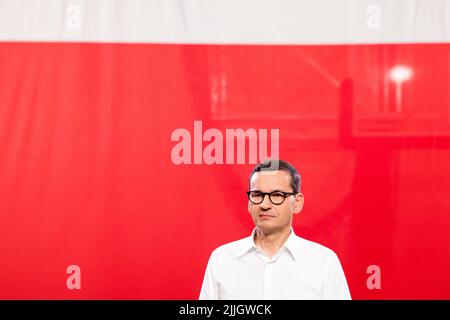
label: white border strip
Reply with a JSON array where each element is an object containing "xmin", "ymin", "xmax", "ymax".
[{"xmin": 0, "ymin": 0, "xmax": 449, "ymax": 44}]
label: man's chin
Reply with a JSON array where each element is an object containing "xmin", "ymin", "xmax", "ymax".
[
  {"xmin": 256, "ymin": 220, "xmax": 277, "ymax": 230},
  {"xmin": 255, "ymin": 221, "xmax": 290, "ymax": 234}
]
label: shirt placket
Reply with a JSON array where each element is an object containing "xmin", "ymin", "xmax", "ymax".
[{"xmin": 263, "ymin": 260, "xmax": 274, "ymax": 299}]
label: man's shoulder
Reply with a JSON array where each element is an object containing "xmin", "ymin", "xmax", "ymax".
[
  {"xmin": 293, "ymin": 235, "xmax": 338, "ymax": 260},
  {"xmin": 208, "ymin": 232, "xmax": 339, "ymax": 262},
  {"xmin": 211, "ymin": 235, "xmax": 251, "ymax": 257}
]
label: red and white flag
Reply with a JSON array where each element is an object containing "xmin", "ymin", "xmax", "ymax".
[{"xmin": 0, "ymin": 0, "xmax": 449, "ymax": 299}]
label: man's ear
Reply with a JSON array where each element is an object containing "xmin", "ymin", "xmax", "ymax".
[{"xmin": 293, "ymin": 193, "xmax": 304, "ymax": 214}]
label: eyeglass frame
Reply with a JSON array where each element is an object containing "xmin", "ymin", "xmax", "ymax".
[{"xmin": 246, "ymin": 190, "xmax": 297, "ymax": 205}]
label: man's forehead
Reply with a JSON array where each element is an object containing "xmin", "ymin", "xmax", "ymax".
[{"xmin": 250, "ymin": 170, "xmax": 292, "ymax": 189}]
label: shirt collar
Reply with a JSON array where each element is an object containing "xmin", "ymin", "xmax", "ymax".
[{"xmin": 237, "ymin": 227, "xmax": 299, "ymax": 261}]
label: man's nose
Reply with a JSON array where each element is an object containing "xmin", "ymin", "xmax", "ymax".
[{"xmin": 260, "ymin": 194, "xmax": 272, "ymax": 209}]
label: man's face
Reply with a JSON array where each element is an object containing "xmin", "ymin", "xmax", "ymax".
[{"xmin": 248, "ymin": 170, "xmax": 304, "ymax": 233}]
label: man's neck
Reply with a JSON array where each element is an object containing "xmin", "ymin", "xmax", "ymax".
[{"xmin": 254, "ymin": 227, "xmax": 291, "ymax": 259}]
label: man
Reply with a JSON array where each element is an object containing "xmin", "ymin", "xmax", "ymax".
[{"xmin": 199, "ymin": 159, "xmax": 351, "ymax": 300}]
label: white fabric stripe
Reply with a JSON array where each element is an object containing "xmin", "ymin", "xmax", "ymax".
[{"xmin": 0, "ymin": 0, "xmax": 449, "ymax": 44}]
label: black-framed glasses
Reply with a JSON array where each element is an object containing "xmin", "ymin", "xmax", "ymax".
[{"xmin": 246, "ymin": 190, "xmax": 296, "ymax": 205}]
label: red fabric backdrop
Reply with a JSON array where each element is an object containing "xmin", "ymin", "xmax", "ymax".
[{"xmin": 0, "ymin": 42, "xmax": 449, "ymax": 299}]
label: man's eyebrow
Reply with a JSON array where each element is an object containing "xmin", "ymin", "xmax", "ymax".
[{"xmin": 250, "ymin": 189, "xmax": 285, "ymax": 193}]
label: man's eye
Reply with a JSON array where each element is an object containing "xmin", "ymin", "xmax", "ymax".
[{"xmin": 271, "ymin": 193, "xmax": 284, "ymax": 198}]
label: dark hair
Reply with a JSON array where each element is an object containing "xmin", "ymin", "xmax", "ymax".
[{"xmin": 248, "ymin": 159, "xmax": 301, "ymax": 194}]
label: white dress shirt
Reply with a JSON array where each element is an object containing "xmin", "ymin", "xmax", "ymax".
[{"xmin": 199, "ymin": 228, "xmax": 351, "ymax": 300}]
